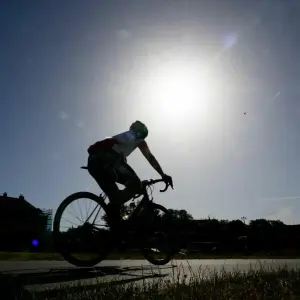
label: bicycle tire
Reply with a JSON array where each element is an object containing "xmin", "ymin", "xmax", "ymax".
[
  {"xmin": 141, "ymin": 203, "xmax": 178, "ymax": 265},
  {"xmin": 53, "ymin": 191, "xmax": 112, "ymax": 267}
]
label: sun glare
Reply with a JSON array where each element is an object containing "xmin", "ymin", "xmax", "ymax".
[{"xmin": 143, "ymin": 63, "xmax": 212, "ymax": 128}]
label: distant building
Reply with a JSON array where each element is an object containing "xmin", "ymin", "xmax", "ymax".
[
  {"xmin": 0, "ymin": 192, "xmax": 53, "ymax": 251},
  {"xmin": 41, "ymin": 208, "xmax": 53, "ymax": 232}
]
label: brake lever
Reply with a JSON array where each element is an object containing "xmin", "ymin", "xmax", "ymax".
[{"xmin": 160, "ymin": 182, "xmax": 169, "ymax": 193}]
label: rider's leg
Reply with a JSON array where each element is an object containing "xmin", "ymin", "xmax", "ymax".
[
  {"xmin": 87, "ymin": 151, "xmax": 142, "ymax": 206},
  {"xmin": 87, "ymin": 152, "xmax": 122, "ymax": 206},
  {"xmin": 114, "ymin": 161, "xmax": 143, "ymax": 206}
]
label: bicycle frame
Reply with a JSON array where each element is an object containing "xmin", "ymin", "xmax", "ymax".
[
  {"xmin": 124, "ymin": 179, "xmax": 169, "ymax": 222},
  {"xmin": 84, "ymin": 178, "xmax": 169, "ymax": 227},
  {"xmin": 125, "ymin": 190, "xmax": 150, "ymax": 222}
]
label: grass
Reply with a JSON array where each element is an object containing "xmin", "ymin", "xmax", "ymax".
[
  {"xmin": 22, "ymin": 261, "xmax": 300, "ymax": 299},
  {"xmin": 1, "ymin": 251, "xmax": 300, "ymax": 261}
]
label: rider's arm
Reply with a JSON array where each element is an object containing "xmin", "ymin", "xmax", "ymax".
[{"xmin": 138, "ymin": 141, "xmax": 165, "ymax": 177}]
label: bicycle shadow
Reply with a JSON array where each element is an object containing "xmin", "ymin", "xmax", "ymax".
[{"xmin": 0, "ymin": 265, "xmax": 172, "ymax": 299}]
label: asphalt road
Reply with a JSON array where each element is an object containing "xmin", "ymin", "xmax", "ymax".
[{"xmin": 1, "ymin": 259, "xmax": 300, "ymax": 294}]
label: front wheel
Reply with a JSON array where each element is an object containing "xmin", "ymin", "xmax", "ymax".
[
  {"xmin": 53, "ymin": 192, "xmax": 112, "ymax": 267},
  {"xmin": 141, "ymin": 203, "xmax": 178, "ymax": 265}
]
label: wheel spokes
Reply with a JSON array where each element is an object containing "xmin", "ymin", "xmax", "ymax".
[{"xmin": 55, "ymin": 195, "xmax": 111, "ymax": 263}]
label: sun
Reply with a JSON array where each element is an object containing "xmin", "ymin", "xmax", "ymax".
[
  {"xmin": 156, "ymin": 71, "xmax": 208, "ymax": 117},
  {"xmin": 143, "ymin": 63, "xmax": 212, "ymax": 126}
]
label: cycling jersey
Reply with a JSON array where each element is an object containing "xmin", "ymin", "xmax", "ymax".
[
  {"xmin": 88, "ymin": 130, "xmax": 144, "ymax": 157},
  {"xmin": 112, "ymin": 130, "xmax": 144, "ymax": 157}
]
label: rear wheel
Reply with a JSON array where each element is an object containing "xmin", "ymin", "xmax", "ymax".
[
  {"xmin": 53, "ymin": 192, "xmax": 112, "ymax": 267},
  {"xmin": 141, "ymin": 203, "xmax": 178, "ymax": 265}
]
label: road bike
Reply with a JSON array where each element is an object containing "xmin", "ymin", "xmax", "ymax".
[{"xmin": 53, "ymin": 166, "xmax": 178, "ymax": 267}]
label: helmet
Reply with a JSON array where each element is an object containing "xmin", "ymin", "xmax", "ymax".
[{"xmin": 130, "ymin": 120, "xmax": 148, "ymax": 139}]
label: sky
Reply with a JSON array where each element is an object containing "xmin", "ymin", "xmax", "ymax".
[{"xmin": 2, "ymin": 0, "xmax": 300, "ymax": 225}]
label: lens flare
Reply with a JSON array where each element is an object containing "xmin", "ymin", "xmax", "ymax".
[{"xmin": 32, "ymin": 239, "xmax": 39, "ymax": 247}]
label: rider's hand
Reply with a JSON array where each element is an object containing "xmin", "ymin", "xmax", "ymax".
[{"xmin": 162, "ymin": 174, "xmax": 173, "ymax": 189}]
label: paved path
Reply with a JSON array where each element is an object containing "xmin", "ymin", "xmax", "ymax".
[{"xmin": 1, "ymin": 259, "xmax": 300, "ymax": 296}]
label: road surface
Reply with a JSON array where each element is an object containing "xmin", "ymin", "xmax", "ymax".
[{"xmin": 1, "ymin": 259, "xmax": 300, "ymax": 295}]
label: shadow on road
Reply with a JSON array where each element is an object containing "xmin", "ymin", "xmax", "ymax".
[{"xmin": 0, "ymin": 265, "xmax": 171, "ymax": 299}]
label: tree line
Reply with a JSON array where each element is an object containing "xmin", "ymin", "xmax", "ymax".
[
  {"xmin": 165, "ymin": 209, "xmax": 300, "ymax": 255},
  {"xmin": 1, "ymin": 203, "xmax": 300, "ymax": 255}
]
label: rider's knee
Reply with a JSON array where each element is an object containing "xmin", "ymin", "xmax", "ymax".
[{"xmin": 127, "ymin": 176, "xmax": 142, "ymax": 192}]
